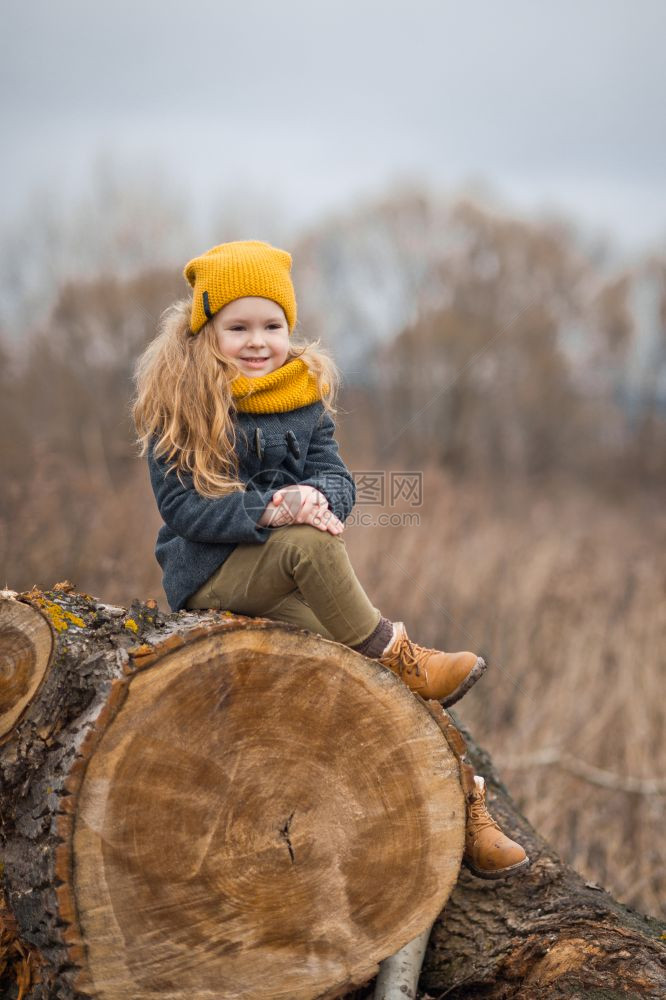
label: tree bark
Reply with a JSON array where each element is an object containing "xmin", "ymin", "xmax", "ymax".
[{"xmin": 0, "ymin": 586, "xmax": 465, "ymax": 1000}]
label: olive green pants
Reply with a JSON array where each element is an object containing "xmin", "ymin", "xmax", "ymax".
[{"xmin": 185, "ymin": 524, "xmax": 382, "ymax": 646}]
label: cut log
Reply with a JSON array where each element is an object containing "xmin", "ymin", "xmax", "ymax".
[
  {"xmin": 0, "ymin": 587, "xmax": 466, "ymax": 1000},
  {"xmin": 3, "ymin": 588, "xmax": 664, "ymax": 1000},
  {"xmin": 0, "ymin": 591, "xmax": 53, "ymax": 742},
  {"xmin": 372, "ymin": 925, "xmax": 433, "ymax": 1000}
]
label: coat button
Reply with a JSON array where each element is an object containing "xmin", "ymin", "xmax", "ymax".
[
  {"xmin": 255, "ymin": 428, "xmax": 265, "ymax": 460},
  {"xmin": 286, "ymin": 430, "xmax": 300, "ymax": 458}
]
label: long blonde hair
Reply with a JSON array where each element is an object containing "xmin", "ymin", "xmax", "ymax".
[{"xmin": 132, "ymin": 297, "xmax": 341, "ymax": 498}]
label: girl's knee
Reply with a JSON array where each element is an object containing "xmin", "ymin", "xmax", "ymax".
[{"xmin": 286, "ymin": 523, "xmax": 343, "ymax": 549}]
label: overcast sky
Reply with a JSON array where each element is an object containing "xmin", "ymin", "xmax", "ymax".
[{"xmin": 2, "ymin": 0, "xmax": 665, "ymax": 256}]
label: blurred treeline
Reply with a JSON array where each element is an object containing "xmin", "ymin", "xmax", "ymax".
[{"xmin": 1, "ymin": 184, "xmax": 664, "ymax": 918}]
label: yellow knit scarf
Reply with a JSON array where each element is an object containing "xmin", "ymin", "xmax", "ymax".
[{"xmin": 230, "ymin": 357, "xmax": 326, "ymax": 414}]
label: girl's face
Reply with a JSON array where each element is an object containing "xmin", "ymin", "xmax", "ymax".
[{"xmin": 213, "ymin": 296, "xmax": 290, "ymax": 378}]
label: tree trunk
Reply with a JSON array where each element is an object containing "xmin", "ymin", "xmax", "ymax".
[{"xmin": 0, "ymin": 586, "xmax": 465, "ymax": 1000}]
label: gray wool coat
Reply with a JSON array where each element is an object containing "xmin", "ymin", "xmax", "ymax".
[{"xmin": 147, "ymin": 401, "xmax": 357, "ymax": 611}]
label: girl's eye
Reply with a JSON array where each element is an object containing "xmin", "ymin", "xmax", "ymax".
[{"xmin": 228, "ymin": 324, "xmax": 282, "ymax": 331}]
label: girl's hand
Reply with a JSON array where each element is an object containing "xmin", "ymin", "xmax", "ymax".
[
  {"xmin": 288, "ymin": 485, "xmax": 345, "ymax": 535},
  {"xmin": 259, "ymin": 485, "xmax": 344, "ymax": 534}
]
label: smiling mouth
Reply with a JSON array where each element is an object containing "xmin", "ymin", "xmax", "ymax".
[{"xmin": 241, "ymin": 357, "xmax": 269, "ymax": 362}]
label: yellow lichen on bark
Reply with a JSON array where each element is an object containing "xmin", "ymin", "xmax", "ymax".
[{"xmin": 28, "ymin": 596, "xmax": 85, "ymax": 633}]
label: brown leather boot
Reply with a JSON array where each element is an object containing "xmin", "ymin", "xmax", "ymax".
[
  {"xmin": 463, "ymin": 775, "xmax": 529, "ymax": 879},
  {"xmin": 377, "ymin": 621, "xmax": 486, "ymax": 707}
]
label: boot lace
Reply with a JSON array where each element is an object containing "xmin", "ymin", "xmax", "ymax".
[
  {"xmin": 381, "ymin": 633, "xmax": 431, "ymax": 678},
  {"xmin": 467, "ymin": 793, "xmax": 501, "ymax": 837}
]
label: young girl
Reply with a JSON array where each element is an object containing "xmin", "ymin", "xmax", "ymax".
[{"xmin": 132, "ymin": 239, "xmax": 528, "ymax": 880}]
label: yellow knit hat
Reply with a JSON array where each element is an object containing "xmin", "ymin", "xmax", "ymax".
[{"xmin": 183, "ymin": 240, "xmax": 297, "ymax": 335}]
